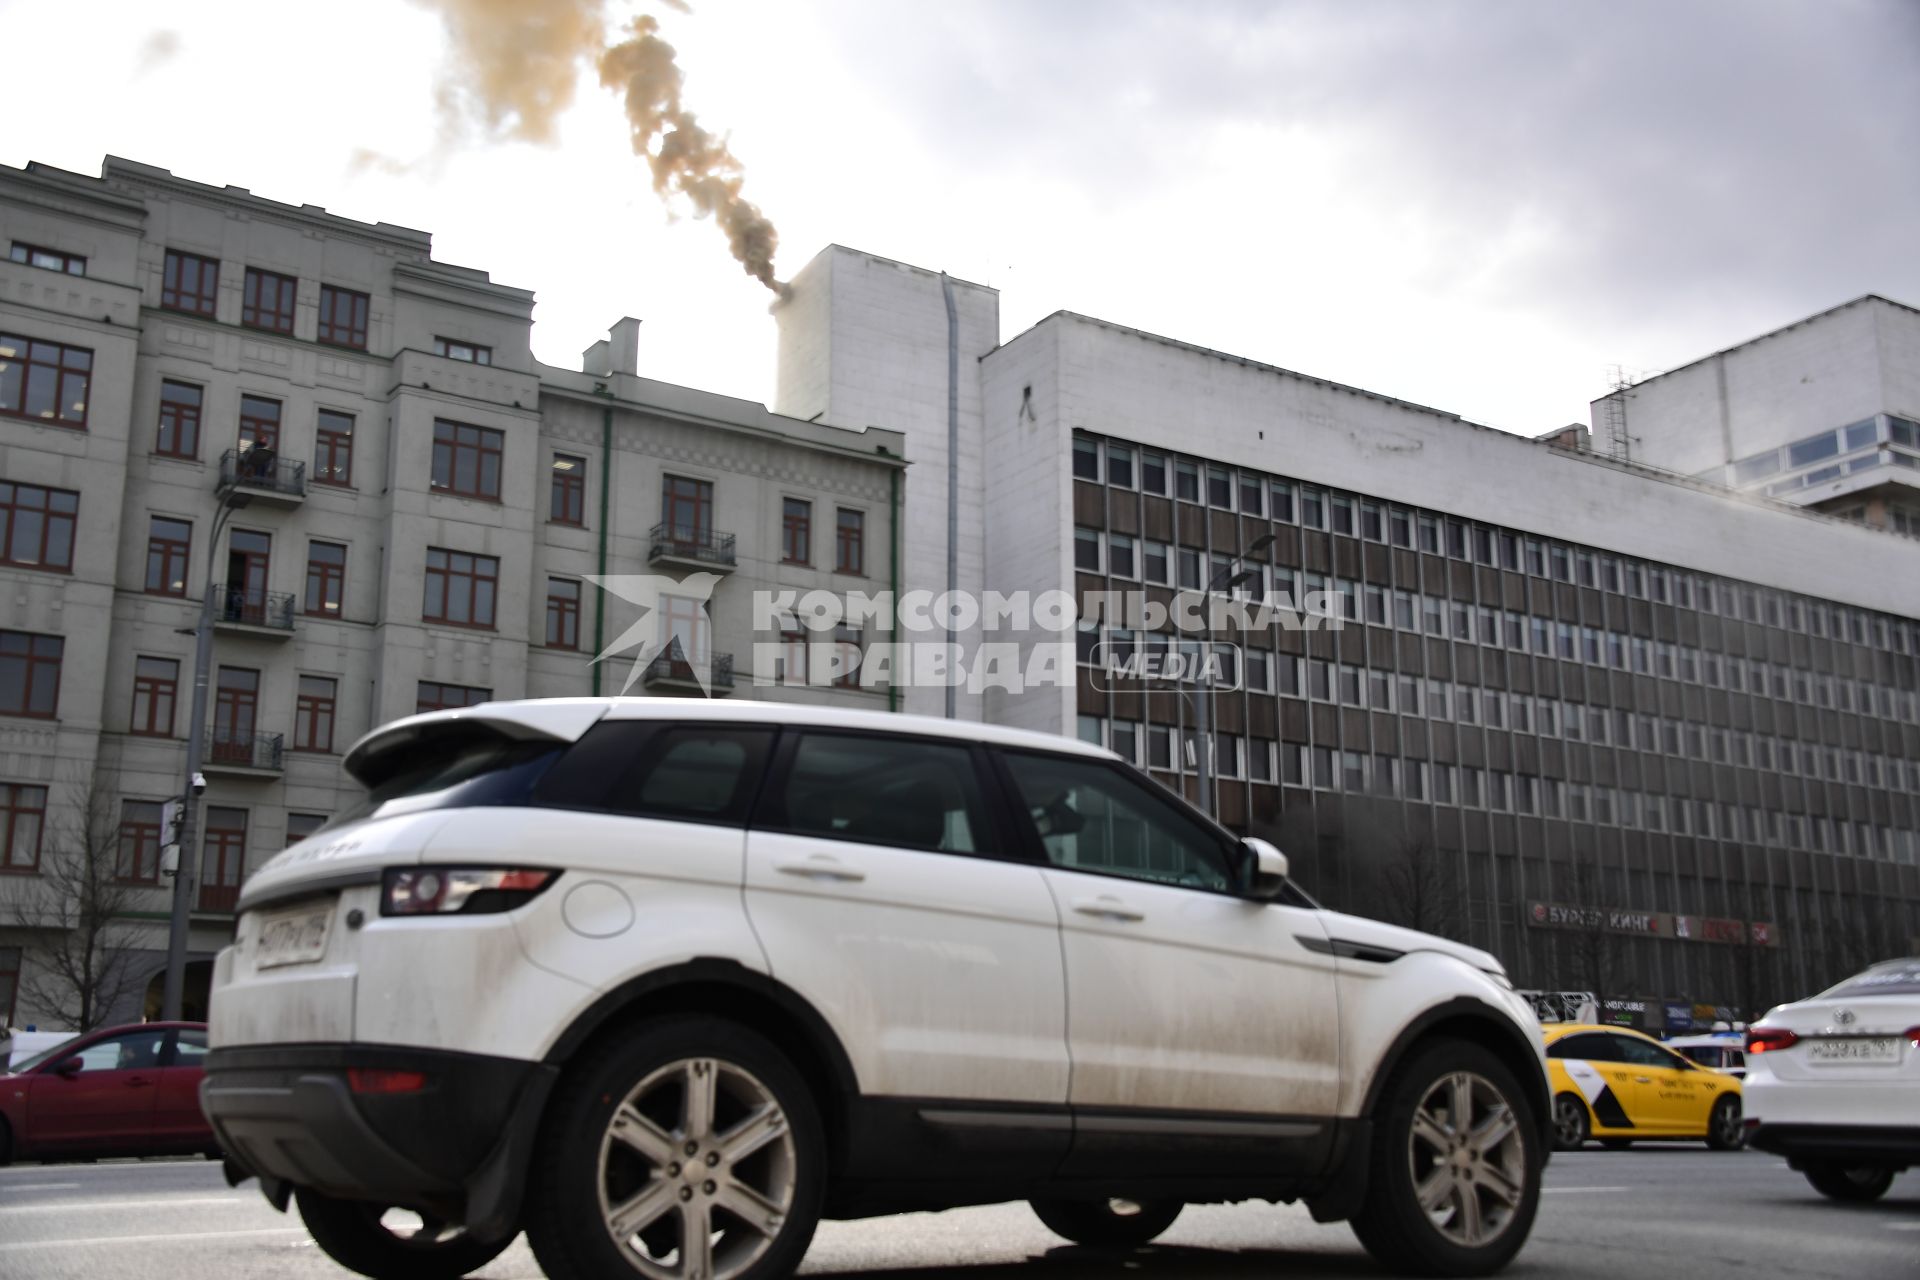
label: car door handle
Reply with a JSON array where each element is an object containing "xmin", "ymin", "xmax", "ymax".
[
  {"xmin": 1072, "ymin": 896, "xmax": 1145, "ymax": 922},
  {"xmin": 1634, "ymin": 1076, "xmax": 1652, "ymax": 1084},
  {"xmin": 773, "ymin": 855, "xmax": 866, "ymax": 883},
  {"xmin": 125, "ymin": 1076, "xmax": 155, "ymax": 1087}
]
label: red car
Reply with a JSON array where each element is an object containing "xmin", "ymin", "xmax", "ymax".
[{"xmin": 0, "ymin": 1022, "xmax": 215, "ymax": 1163}]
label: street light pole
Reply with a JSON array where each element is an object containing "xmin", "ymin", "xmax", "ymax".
[{"xmin": 161, "ymin": 495, "xmax": 245, "ymax": 1022}]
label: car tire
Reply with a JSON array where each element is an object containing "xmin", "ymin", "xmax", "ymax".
[
  {"xmin": 1352, "ymin": 1038, "xmax": 1542, "ymax": 1278},
  {"xmin": 1030, "ymin": 1197, "xmax": 1183, "ymax": 1247},
  {"xmin": 1550, "ymin": 1093, "xmax": 1589, "ymax": 1152},
  {"xmin": 1704, "ymin": 1096, "xmax": 1744, "ymax": 1151},
  {"xmin": 0, "ymin": 1116, "xmax": 12, "ymax": 1167},
  {"xmin": 525, "ymin": 1015, "xmax": 825, "ymax": 1280},
  {"xmin": 294, "ymin": 1188, "xmax": 513, "ymax": 1280},
  {"xmin": 1804, "ymin": 1162, "xmax": 1896, "ymax": 1203}
]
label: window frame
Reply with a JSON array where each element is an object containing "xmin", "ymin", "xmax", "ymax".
[
  {"xmin": 546, "ymin": 577, "xmax": 582, "ymax": 651},
  {"xmin": 0, "ymin": 631, "xmax": 63, "ymax": 720},
  {"xmin": 304, "ymin": 540, "xmax": 347, "ymax": 617},
  {"xmin": 781, "ymin": 497, "xmax": 812, "ymax": 565},
  {"xmin": 550, "ymin": 454, "xmax": 586, "ymax": 526},
  {"xmin": 130, "ymin": 656, "xmax": 179, "ymax": 738},
  {"xmin": 313, "ymin": 409, "xmax": 355, "ymax": 487},
  {"xmin": 433, "ymin": 336, "xmax": 492, "ymax": 365},
  {"xmin": 756, "ymin": 728, "xmax": 1014, "ymax": 859},
  {"xmin": 422, "ymin": 546, "xmax": 500, "ymax": 630},
  {"xmin": 161, "ymin": 249, "xmax": 219, "ymax": 317},
  {"xmin": 155, "ymin": 380, "xmax": 203, "ymax": 459},
  {"xmin": 0, "ymin": 331, "xmax": 93, "ymax": 430},
  {"xmin": 294, "ymin": 675, "xmax": 338, "ymax": 754},
  {"xmin": 241, "ymin": 267, "xmax": 298, "ymax": 335},
  {"xmin": 316, "ymin": 285, "xmax": 369, "ymax": 350},
  {"xmin": 835, "ymin": 508, "xmax": 866, "ymax": 576},
  {"xmin": 144, "ymin": 516, "xmax": 193, "ymax": 596},
  {"xmin": 0, "ymin": 782, "xmax": 47, "ymax": 872},
  {"xmin": 415, "ymin": 680, "xmax": 493, "ymax": 713},
  {"xmin": 9, "ymin": 242, "xmax": 87, "ymax": 275},
  {"xmin": 431, "ymin": 419, "xmax": 504, "ymax": 501},
  {"xmin": 0, "ymin": 481, "xmax": 78, "ymax": 572}
]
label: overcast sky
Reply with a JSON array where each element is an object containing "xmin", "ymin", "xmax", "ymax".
[{"xmin": 4, "ymin": 0, "xmax": 1916, "ymax": 433}]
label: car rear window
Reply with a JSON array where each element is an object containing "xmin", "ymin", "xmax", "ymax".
[
  {"xmin": 323, "ymin": 730, "xmax": 565, "ymax": 834},
  {"xmin": 1818, "ymin": 959, "xmax": 1920, "ymax": 998}
]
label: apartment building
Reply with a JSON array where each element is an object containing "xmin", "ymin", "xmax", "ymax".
[
  {"xmin": 776, "ymin": 248, "xmax": 1920, "ymax": 1021},
  {"xmin": 0, "ymin": 159, "xmax": 902, "ymax": 1027}
]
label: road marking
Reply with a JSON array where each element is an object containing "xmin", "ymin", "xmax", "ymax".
[
  {"xmin": 0, "ymin": 1196, "xmax": 257, "ymax": 1213},
  {"xmin": 0, "ymin": 1183, "xmax": 82, "ymax": 1191},
  {"xmin": 1542, "ymin": 1186, "xmax": 1629, "ymax": 1194},
  {"xmin": 1886, "ymin": 1222, "xmax": 1920, "ymax": 1232},
  {"xmin": 0, "ymin": 1227, "xmax": 306, "ymax": 1251}
]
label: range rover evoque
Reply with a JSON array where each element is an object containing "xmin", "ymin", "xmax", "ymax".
[{"xmin": 201, "ymin": 698, "xmax": 1551, "ymax": 1280}]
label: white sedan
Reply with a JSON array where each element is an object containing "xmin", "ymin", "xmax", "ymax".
[{"xmin": 1744, "ymin": 957, "xmax": 1920, "ymax": 1202}]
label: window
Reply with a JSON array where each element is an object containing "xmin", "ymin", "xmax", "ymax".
[
  {"xmin": 1300, "ymin": 487, "xmax": 1325, "ymax": 528},
  {"xmin": 155, "ymin": 381, "xmax": 202, "ymax": 458},
  {"xmin": 200, "ymin": 808, "xmax": 247, "ymax": 912},
  {"xmin": 0, "ymin": 332, "xmax": 92, "ymax": 428},
  {"xmin": 550, "ymin": 454, "xmax": 586, "ymax": 526},
  {"xmin": 1140, "ymin": 451, "xmax": 1166, "ymax": 495},
  {"xmin": 0, "ymin": 482, "xmax": 77, "ymax": 571},
  {"xmin": 0, "ymin": 946, "xmax": 15, "ymax": 1024},
  {"xmin": 130, "ymin": 657, "xmax": 179, "ymax": 737},
  {"xmin": 1330, "ymin": 495, "xmax": 1354, "ymax": 536},
  {"xmin": 1270, "ymin": 481, "xmax": 1295, "ymax": 523},
  {"xmin": 303, "ymin": 541, "xmax": 346, "ymax": 617},
  {"xmin": 317, "ymin": 285, "xmax": 369, "ymax": 349},
  {"xmin": 662, "ymin": 474, "xmax": 714, "ymax": 543},
  {"xmin": 119, "ymin": 801, "xmax": 163, "ymax": 884},
  {"xmin": 211, "ymin": 668, "xmax": 259, "ymax": 761},
  {"xmin": 416, "ymin": 681, "xmax": 492, "ymax": 713},
  {"xmin": 1547, "ymin": 1032, "xmax": 1618, "ymax": 1062},
  {"xmin": 546, "ymin": 578, "xmax": 581, "ymax": 650},
  {"xmin": 1, "ymin": 631, "xmax": 62, "ymax": 719},
  {"xmin": 559, "ymin": 724, "xmax": 776, "ymax": 825},
  {"xmin": 836, "ymin": 508, "xmax": 865, "ymax": 575},
  {"xmin": 431, "ymin": 420, "xmax": 503, "ymax": 500},
  {"xmin": 781, "ymin": 498, "xmax": 811, "ymax": 564},
  {"xmin": 143, "ymin": 517, "xmax": 191, "ymax": 596},
  {"xmin": 287, "ymin": 813, "xmax": 329, "ymax": 846},
  {"xmin": 162, "ymin": 250, "xmax": 219, "ymax": 316},
  {"xmin": 1142, "ymin": 540, "xmax": 1169, "ymax": 584},
  {"xmin": 1108, "ymin": 533, "xmax": 1135, "ymax": 578},
  {"xmin": 2, "ymin": 783, "xmax": 46, "ymax": 871},
  {"xmin": 313, "ymin": 410, "xmax": 354, "ymax": 486},
  {"xmin": 1207, "ymin": 467, "xmax": 1232, "ymax": 507},
  {"xmin": 241, "ymin": 268, "xmax": 297, "ymax": 334},
  {"xmin": 1239, "ymin": 473, "xmax": 1264, "ymax": 515},
  {"xmin": 1175, "ymin": 461, "xmax": 1199, "ymax": 502},
  {"xmin": 1106, "ymin": 445, "xmax": 1134, "ymax": 488},
  {"xmin": 423, "ymin": 548, "xmax": 499, "ymax": 628},
  {"xmin": 1003, "ymin": 750, "xmax": 1233, "ymax": 891},
  {"xmin": 238, "ymin": 394, "xmax": 281, "ymax": 453},
  {"xmin": 779, "ymin": 732, "xmax": 994, "ymax": 854},
  {"xmin": 433, "ymin": 336, "xmax": 491, "ymax": 365},
  {"xmin": 9, "ymin": 242, "xmax": 86, "ymax": 275},
  {"xmin": 1072, "ymin": 438, "xmax": 1099, "ymax": 480},
  {"xmin": 293, "ymin": 676, "xmax": 337, "ymax": 753}
]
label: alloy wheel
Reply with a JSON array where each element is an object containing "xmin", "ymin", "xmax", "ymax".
[
  {"xmin": 1407, "ymin": 1071, "xmax": 1529, "ymax": 1249},
  {"xmin": 1552, "ymin": 1096, "xmax": 1587, "ymax": 1149},
  {"xmin": 595, "ymin": 1056, "xmax": 797, "ymax": 1280}
]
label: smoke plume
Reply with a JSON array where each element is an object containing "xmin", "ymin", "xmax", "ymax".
[{"xmin": 415, "ymin": 0, "xmax": 783, "ymax": 294}]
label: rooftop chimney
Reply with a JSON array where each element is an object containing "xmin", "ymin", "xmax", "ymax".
[{"xmin": 582, "ymin": 317, "xmax": 643, "ymax": 378}]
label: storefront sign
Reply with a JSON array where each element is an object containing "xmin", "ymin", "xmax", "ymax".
[{"xmin": 1527, "ymin": 901, "xmax": 1778, "ymax": 946}]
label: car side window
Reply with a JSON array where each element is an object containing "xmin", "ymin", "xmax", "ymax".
[
  {"xmin": 999, "ymin": 750, "xmax": 1233, "ymax": 892},
  {"xmin": 534, "ymin": 722, "xmax": 774, "ymax": 826},
  {"xmin": 1609, "ymin": 1035, "xmax": 1677, "ymax": 1069},
  {"xmin": 774, "ymin": 733, "xmax": 995, "ymax": 855},
  {"xmin": 169, "ymin": 1029, "xmax": 209, "ymax": 1068},
  {"xmin": 62, "ymin": 1030, "xmax": 168, "ymax": 1074},
  {"xmin": 1547, "ymin": 1033, "xmax": 1615, "ymax": 1061}
]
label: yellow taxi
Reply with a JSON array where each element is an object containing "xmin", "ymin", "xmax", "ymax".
[{"xmin": 1543, "ymin": 1024, "xmax": 1746, "ymax": 1151}]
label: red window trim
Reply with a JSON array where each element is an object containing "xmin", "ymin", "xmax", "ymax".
[
  {"xmin": 416, "ymin": 680, "xmax": 492, "ymax": 713},
  {"xmin": 0, "ymin": 331, "xmax": 94, "ymax": 431},
  {"xmin": 782, "ymin": 498, "xmax": 812, "ymax": 565},
  {"xmin": 161, "ymin": 249, "xmax": 220, "ymax": 317},
  {"xmin": 0, "ymin": 481, "xmax": 78, "ymax": 573},
  {"xmin": 118, "ymin": 803, "xmax": 163, "ymax": 885},
  {"xmin": 155, "ymin": 380, "xmax": 203, "ymax": 459},
  {"xmin": 10, "ymin": 242, "xmax": 87, "ymax": 275},
  {"xmin": 422, "ymin": 547, "xmax": 500, "ymax": 630},
  {"xmin": 546, "ymin": 579, "xmax": 581, "ymax": 650},
  {"xmin": 130, "ymin": 656, "xmax": 179, "ymax": 738},
  {"xmin": 241, "ymin": 267, "xmax": 298, "ymax": 335},
  {"xmin": 835, "ymin": 508, "xmax": 866, "ymax": 576},
  {"xmin": 431, "ymin": 420, "xmax": 504, "ymax": 503},
  {"xmin": 0, "ymin": 632, "xmax": 62, "ymax": 720},
  {"xmin": 0, "ymin": 782, "xmax": 48, "ymax": 873},
  {"xmin": 549, "ymin": 455, "xmax": 586, "ymax": 526},
  {"xmin": 294, "ymin": 677, "xmax": 337, "ymax": 754},
  {"xmin": 145, "ymin": 517, "xmax": 192, "ymax": 597},
  {"xmin": 304, "ymin": 542, "xmax": 347, "ymax": 617},
  {"xmin": 317, "ymin": 285, "xmax": 369, "ymax": 350},
  {"xmin": 314, "ymin": 410, "xmax": 354, "ymax": 488}
]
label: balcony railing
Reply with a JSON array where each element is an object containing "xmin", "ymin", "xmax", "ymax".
[
  {"xmin": 648, "ymin": 522, "xmax": 738, "ymax": 569},
  {"xmin": 206, "ymin": 728, "xmax": 284, "ymax": 774},
  {"xmin": 642, "ymin": 650, "xmax": 735, "ymax": 694},
  {"xmin": 213, "ymin": 584, "xmax": 295, "ymax": 632},
  {"xmin": 219, "ymin": 447, "xmax": 307, "ymax": 500},
  {"xmin": 197, "ymin": 882, "xmax": 240, "ymax": 914}
]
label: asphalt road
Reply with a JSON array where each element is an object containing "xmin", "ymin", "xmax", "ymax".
[{"xmin": 0, "ymin": 1147, "xmax": 1915, "ymax": 1280}]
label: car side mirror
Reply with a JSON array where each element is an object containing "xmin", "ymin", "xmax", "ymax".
[
  {"xmin": 1241, "ymin": 837, "xmax": 1289, "ymax": 901},
  {"xmin": 52, "ymin": 1058, "xmax": 82, "ymax": 1079}
]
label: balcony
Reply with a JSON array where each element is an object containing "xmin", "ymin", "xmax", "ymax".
[
  {"xmin": 212, "ymin": 585, "xmax": 295, "ymax": 638},
  {"xmin": 642, "ymin": 650, "xmax": 735, "ymax": 696},
  {"xmin": 218, "ymin": 447, "xmax": 306, "ymax": 504},
  {"xmin": 196, "ymin": 882, "xmax": 240, "ymax": 915},
  {"xmin": 648, "ymin": 522, "xmax": 737, "ymax": 572},
  {"xmin": 204, "ymin": 728, "xmax": 284, "ymax": 778}
]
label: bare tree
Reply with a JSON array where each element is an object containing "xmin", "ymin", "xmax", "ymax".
[
  {"xmin": 1378, "ymin": 834, "xmax": 1465, "ymax": 941},
  {"xmin": 1556, "ymin": 859, "xmax": 1626, "ymax": 1021},
  {"xmin": 1, "ymin": 774, "xmax": 145, "ymax": 1031}
]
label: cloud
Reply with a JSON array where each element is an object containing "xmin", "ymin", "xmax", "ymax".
[{"xmin": 134, "ymin": 29, "xmax": 182, "ymax": 77}]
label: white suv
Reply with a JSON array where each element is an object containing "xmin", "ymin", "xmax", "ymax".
[{"xmin": 202, "ymin": 698, "xmax": 1549, "ymax": 1280}]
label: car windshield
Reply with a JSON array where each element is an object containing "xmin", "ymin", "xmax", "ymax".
[
  {"xmin": 1817, "ymin": 958, "xmax": 1920, "ymax": 999},
  {"xmin": 9, "ymin": 1034, "xmax": 83, "ymax": 1074}
]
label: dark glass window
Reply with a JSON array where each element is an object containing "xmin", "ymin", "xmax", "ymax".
[
  {"xmin": 0, "ymin": 332, "xmax": 92, "ymax": 428},
  {"xmin": 0, "ymin": 632, "xmax": 62, "ymax": 719},
  {"xmin": 145, "ymin": 517, "xmax": 191, "ymax": 595},
  {"xmin": 162, "ymin": 250, "xmax": 219, "ymax": 316},
  {"xmin": 241, "ymin": 268, "xmax": 297, "ymax": 334},
  {"xmin": 295, "ymin": 676, "xmax": 337, "ymax": 753},
  {"xmin": 546, "ymin": 578, "xmax": 581, "ymax": 650},
  {"xmin": 542, "ymin": 724, "xmax": 775, "ymax": 826},
  {"xmin": 317, "ymin": 286, "xmax": 369, "ymax": 349},
  {"xmin": 782, "ymin": 498, "xmax": 811, "ymax": 564},
  {"xmin": 9, "ymin": 242, "xmax": 86, "ymax": 275},
  {"xmin": 130, "ymin": 656, "xmax": 178, "ymax": 737},
  {"xmin": 550, "ymin": 454, "xmax": 585, "ymax": 525},
  {"xmin": 416, "ymin": 681, "xmax": 492, "ymax": 713},
  {"xmin": 156, "ymin": 381, "xmax": 202, "ymax": 458},
  {"xmin": 432, "ymin": 420, "xmax": 503, "ymax": 500},
  {"xmin": 1001, "ymin": 750, "xmax": 1232, "ymax": 891},
  {"xmin": 118, "ymin": 801, "xmax": 163, "ymax": 884},
  {"xmin": 305, "ymin": 541, "xmax": 346, "ymax": 616},
  {"xmin": 1, "ymin": 783, "xmax": 47, "ymax": 871},
  {"xmin": 433, "ymin": 337, "xmax": 491, "ymax": 365},
  {"xmin": 423, "ymin": 547, "xmax": 499, "ymax": 628},
  {"xmin": 777, "ymin": 732, "xmax": 994, "ymax": 854},
  {"xmin": 314, "ymin": 410, "xmax": 354, "ymax": 486},
  {"xmin": 836, "ymin": 508, "xmax": 865, "ymax": 575},
  {"xmin": 0, "ymin": 482, "xmax": 77, "ymax": 571}
]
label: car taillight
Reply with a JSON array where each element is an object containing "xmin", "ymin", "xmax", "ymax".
[
  {"xmin": 1746, "ymin": 1027, "xmax": 1799, "ymax": 1054},
  {"xmin": 348, "ymin": 1068, "xmax": 430, "ymax": 1095},
  {"xmin": 381, "ymin": 867, "xmax": 556, "ymax": 916},
  {"xmin": 1906, "ymin": 1026, "xmax": 1920, "ymax": 1049}
]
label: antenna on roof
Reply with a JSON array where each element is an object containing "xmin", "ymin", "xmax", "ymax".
[{"xmin": 1601, "ymin": 365, "xmax": 1640, "ymax": 462}]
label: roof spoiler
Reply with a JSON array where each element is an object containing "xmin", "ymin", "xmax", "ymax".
[{"xmin": 343, "ymin": 700, "xmax": 612, "ymax": 789}]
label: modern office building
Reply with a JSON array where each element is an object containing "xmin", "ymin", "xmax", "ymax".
[
  {"xmin": 0, "ymin": 159, "xmax": 903, "ymax": 1027},
  {"xmin": 1599, "ymin": 294, "xmax": 1920, "ymax": 536},
  {"xmin": 777, "ymin": 248, "xmax": 1920, "ymax": 1022}
]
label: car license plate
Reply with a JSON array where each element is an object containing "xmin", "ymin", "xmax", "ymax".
[
  {"xmin": 1808, "ymin": 1037, "xmax": 1900, "ymax": 1064},
  {"xmin": 256, "ymin": 903, "xmax": 333, "ymax": 969}
]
